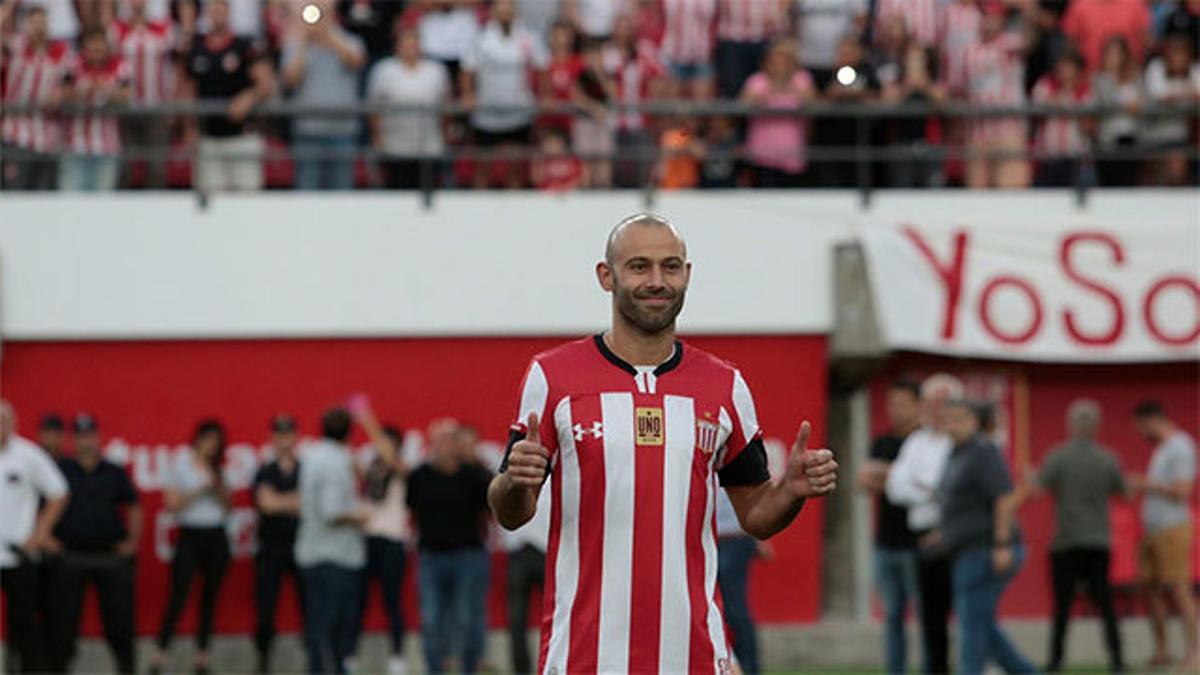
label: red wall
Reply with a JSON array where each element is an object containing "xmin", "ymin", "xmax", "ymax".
[
  {"xmin": 869, "ymin": 354, "xmax": 1200, "ymax": 618},
  {"xmin": 1, "ymin": 334, "xmax": 828, "ymax": 636}
]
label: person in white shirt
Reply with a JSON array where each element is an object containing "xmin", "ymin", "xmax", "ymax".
[
  {"xmin": 368, "ymin": 25, "xmax": 450, "ymax": 190},
  {"xmin": 0, "ymin": 400, "xmax": 69, "ymax": 674},
  {"xmin": 884, "ymin": 373, "xmax": 961, "ymax": 675},
  {"xmin": 503, "ymin": 481, "xmax": 549, "ymax": 675}
]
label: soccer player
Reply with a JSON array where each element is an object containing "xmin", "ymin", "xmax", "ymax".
[{"xmin": 488, "ymin": 213, "xmax": 838, "ymax": 674}]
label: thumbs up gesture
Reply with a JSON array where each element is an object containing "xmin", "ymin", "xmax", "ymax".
[
  {"xmin": 785, "ymin": 421, "xmax": 838, "ymax": 499},
  {"xmin": 505, "ymin": 412, "xmax": 551, "ymax": 489}
]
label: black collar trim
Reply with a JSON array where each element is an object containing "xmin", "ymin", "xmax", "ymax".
[{"xmin": 592, "ymin": 334, "xmax": 684, "ymax": 377}]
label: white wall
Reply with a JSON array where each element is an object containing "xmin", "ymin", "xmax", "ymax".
[{"xmin": 0, "ymin": 191, "xmax": 1194, "ymax": 340}]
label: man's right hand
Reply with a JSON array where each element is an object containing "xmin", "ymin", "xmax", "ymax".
[{"xmin": 504, "ymin": 412, "xmax": 550, "ymax": 489}]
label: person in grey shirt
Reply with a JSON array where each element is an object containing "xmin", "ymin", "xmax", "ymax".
[
  {"xmin": 281, "ymin": 0, "xmax": 366, "ymax": 190},
  {"xmin": 1019, "ymin": 399, "xmax": 1126, "ymax": 673},
  {"xmin": 1130, "ymin": 400, "xmax": 1198, "ymax": 671},
  {"xmin": 296, "ymin": 407, "xmax": 368, "ymax": 675}
]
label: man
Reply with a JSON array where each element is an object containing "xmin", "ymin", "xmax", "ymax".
[
  {"xmin": 0, "ymin": 4, "xmax": 72, "ymax": 190},
  {"xmin": 280, "ymin": 0, "xmax": 365, "ymax": 190},
  {"xmin": 36, "ymin": 413, "xmax": 65, "ymax": 459},
  {"xmin": 936, "ymin": 399, "xmax": 1035, "ymax": 675},
  {"xmin": 59, "ymin": 27, "xmax": 132, "ymax": 191},
  {"xmin": 1018, "ymin": 399, "xmax": 1125, "ymax": 673},
  {"xmin": 253, "ymin": 414, "xmax": 304, "ymax": 675},
  {"xmin": 503, "ymin": 481, "xmax": 549, "ymax": 675},
  {"xmin": 179, "ymin": 0, "xmax": 275, "ymax": 193},
  {"xmin": 857, "ymin": 378, "xmax": 921, "ymax": 674},
  {"xmin": 885, "ymin": 373, "xmax": 961, "ymax": 675},
  {"xmin": 0, "ymin": 400, "xmax": 69, "ymax": 674},
  {"xmin": 1130, "ymin": 400, "xmax": 1198, "ymax": 671},
  {"xmin": 407, "ymin": 419, "xmax": 493, "ymax": 675},
  {"xmin": 48, "ymin": 413, "xmax": 140, "ymax": 675},
  {"xmin": 488, "ymin": 213, "xmax": 839, "ymax": 673},
  {"xmin": 295, "ymin": 407, "xmax": 368, "ymax": 675},
  {"xmin": 112, "ymin": 0, "xmax": 177, "ymax": 188}
]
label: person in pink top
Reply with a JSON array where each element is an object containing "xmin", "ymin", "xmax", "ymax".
[
  {"xmin": 1061, "ymin": 0, "xmax": 1150, "ymax": 72},
  {"xmin": 740, "ymin": 37, "xmax": 814, "ymax": 187}
]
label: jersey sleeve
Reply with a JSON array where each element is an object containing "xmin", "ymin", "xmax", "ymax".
[
  {"xmin": 30, "ymin": 445, "xmax": 68, "ymax": 500},
  {"xmin": 499, "ymin": 358, "xmax": 558, "ymax": 474},
  {"xmin": 717, "ymin": 369, "xmax": 769, "ymax": 487}
]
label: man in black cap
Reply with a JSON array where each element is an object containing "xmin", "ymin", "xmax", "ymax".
[
  {"xmin": 253, "ymin": 413, "xmax": 305, "ymax": 674},
  {"xmin": 49, "ymin": 413, "xmax": 141, "ymax": 675},
  {"xmin": 37, "ymin": 413, "xmax": 66, "ymax": 460}
]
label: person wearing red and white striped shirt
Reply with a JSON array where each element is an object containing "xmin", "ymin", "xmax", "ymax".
[
  {"xmin": 1, "ymin": 4, "xmax": 71, "ymax": 190},
  {"xmin": 939, "ymin": 0, "xmax": 980, "ymax": 97},
  {"xmin": 1032, "ymin": 51, "xmax": 1091, "ymax": 187},
  {"xmin": 661, "ymin": 0, "xmax": 718, "ymax": 98},
  {"xmin": 59, "ymin": 28, "xmax": 132, "ymax": 191},
  {"xmin": 111, "ymin": 0, "xmax": 175, "ymax": 188},
  {"xmin": 873, "ymin": 0, "xmax": 938, "ymax": 47},
  {"xmin": 603, "ymin": 12, "xmax": 667, "ymax": 188},
  {"xmin": 489, "ymin": 214, "xmax": 839, "ymax": 675},
  {"xmin": 714, "ymin": 0, "xmax": 785, "ymax": 98},
  {"xmin": 962, "ymin": 2, "xmax": 1031, "ymax": 189}
]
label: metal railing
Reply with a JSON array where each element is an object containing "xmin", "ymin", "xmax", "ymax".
[{"xmin": 1, "ymin": 99, "xmax": 1196, "ymax": 208}]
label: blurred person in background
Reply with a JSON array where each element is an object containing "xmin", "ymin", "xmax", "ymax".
[
  {"xmin": 36, "ymin": 412, "xmax": 66, "ymax": 459},
  {"xmin": 871, "ymin": 14, "xmax": 910, "ymax": 98},
  {"xmin": 657, "ymin": 113, "xmax": 703, "ymax": 189},
  {"xmin": 417, "ymin": 0, "xmax": 480, "ymax": 95},
  {"xmin": 563, "ymin": 0, "xmax": 619, "ymax": 45},
  {"xmin": 962, "ymin": 2, "xmax": 1031, "ymax": 189},
  {"xmin": 886, "ymin": 373, "xmax": 961, "ymax": 675},
  {"xmin": 939, "ymin": 0, "xmax": 981, "ymax": 101},
  {"xmin": 0, "ymin": 400, "xmax": 69, "ymax": 674},
  {"xmin": 1, "ymin": 4, "xmax": 71, "ymax": 191},
  {"xmin": 1031, "ymin": 49, "xmax": 1092, "ymax": 187},
  {"xmin": 531, "ymin": 126, "xmax": 584, "ymax": 191},
  {"xmin": 716, "ymin": 489, "xmax": 766, "ymax": 674},
  {"xmin": 150, "ymin": 418, "xmax": 232, "ymax": 675},
  {"xmin": 253, "ymin": 414, "xmax": 305, "ymax": 675},
  {"xmin": 406, "ymin": 418, "xmax": 493, "ymax": 674},
  {"xmin": 871, "ymin": 0, "xmax": 937, "ymax": 48},
  {"xmin": 603, "ymin": 10, "xmax": 666, "ymax": 188},
  {"xmin": 112, "ymin": 0, "xmax": 177, "ymax": 189},
  {"xmin": 460, "ymin": 0, "xmax": 546, "ymax": 189},
  {"xmin": 503, "ymin": 482, "xmax": 549, "ymax": 675},
  {"xmin": 1141, "ymin": 34, "xmax": 1199, "ymax": 186},
  {"xmin": 714, "ymin": 0, "xmax": 786, "ymax": 100},
  {"xmin": 740, "ymin": 36, "xmax": 813, "ymax": 188},
  {"xmin": 59, "ymin": 27, "xmax": 132, "ymax": 192},
  {"xmin": 574, "ymin": 38, "xmax": 616, "ymax": 188},
  {"xmin": 296, "ymin": 407, "xmax": 369, "ymax": 675},
  {"xmin": 336, "ymin": 0, "xmax": 404, "ymax": 77},
  {"xmin": 792, "ymin": 0, "xmax": 867, "ymax": 90},
  {"xmin": 816, "ymin": 35, "xmax": 878, "ymax": 188},
  {"xmin": 538, "ymin": 19, "xmax": 581, "ymax": 144},
  {"xmin": 858, "ymin": 378, "xmax": 922, "ymax": 675},
  {"xmin": 1014, "ymin": 399, "xmax": 1126, "ymax": 673},
  {"xmin": 1091, "ymin": 35, "xmax": 1142, "ymax": 187},
  {"xmin": 1158, "ymin": 0, "xmax": 1199, "ymax": 46},
  {"xmin": 281, "ymin": 0, "xmax": 365, "ymax": 190},
  {"xmin": 515, "ymin": 0, "xmax": 557, "ymax": 48},
  {"xmin": 699, "ymin": 114, "xmax": 740, "ymax": 188},
  {"xmin": 1129, "ymin": 400, "xmax": 1198, "ymax": 671},
  {"xmin": 4, "ymin": 0, "xmax": 80, "ymax": 41},
  {"xmin": 48, "ymin": 413, "xmax": 140, "ymax": 675},
  {"xmin": 936, "ymin": 399, "xmax": 1035, "ymax": 675},
  {"xmin": 178, "ymin": 0, "xmax": 275, "ymax": 193},
  {"xmin": 368, "ymin": 23, "xmax": 450, "ymax": 190},
  {"xmin": 1061, "ymin": 0, "xmax": 1150, "ymax": 73},
  {"xmin": 349, "ymin": 397, "xmax": 413, "ymax": 675},
  {"xmin": 881, "ymin": 43, "xmax": 945, "ymax": 188},
  {"xmin": 659, "ymin": 0, "xmax": 718, "ymax": 99}
]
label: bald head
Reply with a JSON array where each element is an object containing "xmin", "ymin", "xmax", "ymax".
[
  {"xmin": 1067, "ymin": 398, "xmax": 1101, "ymax": 440},
  {"xmin": 604, "ymin": 213, "xmax": 687, "ymax": 266}
]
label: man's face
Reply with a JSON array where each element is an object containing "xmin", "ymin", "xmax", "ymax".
[
  {"xmin": 493, "ymin": 0, "xmax": 516, "ymax": 23},
  {"xmin": 944, "ymin": 405, "xmax": 977, "ymax": 443},
  {"xmin": 24, "ymin": 10, "xmax": 48, "ymax": 41},
  {"xmin": 127, "ymin": 0, "xmax": 148, "ymax": 17},
  {"xmin": 75, "ymin": 430, "xmax": 101, "ymax": 457},
  {"xmin": 923, "ymin": 390, "xmax": 950, "ymax": 429},
  {"xmin": 1134, "ymin": 416, "xmax": 1156, "ymax": 443},
  {"xmin": 886, "ymin": 389, "xmax": 920, "ymax": 431},
  {"xmin": 599, "ymin": 225, "xmax": 690, "ymax": 336},
  {"xmin": 38, "ymin": 428, "xmax": 64, "ymax": 453},
  {"xmin": 273, "ymin": 430, "xmax": 297, "ymax": 454},
  {"xmin": 207, "ymin": 0, "xmax": 230, "ymax": 31},
  {"xmin": 83, "ymin": 36, "xmax": 109, "ymax": 65}
]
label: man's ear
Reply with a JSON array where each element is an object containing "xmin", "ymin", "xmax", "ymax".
[{"xmin": 596, "ymin": 261, "xmax": 615, "ymax": 292}]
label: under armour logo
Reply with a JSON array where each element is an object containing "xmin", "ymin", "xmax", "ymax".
[{"xmin": 573, "ymin": 421, "xmax": 604, "ymax": 441}]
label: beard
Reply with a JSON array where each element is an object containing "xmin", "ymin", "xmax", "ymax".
[{"xmin": 614, "ymin": 279, "xmax": 687, "ymax": 335}]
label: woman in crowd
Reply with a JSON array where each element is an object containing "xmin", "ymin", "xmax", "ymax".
[
  {"xmin": 740, "ymin": 38, "xmax": 815, "ymax": 188},
  {"xmin": 1142, "ymin": 33, "xmax": 1200, "ymax": 186},
  {"xmin": 149, "ymin": 419, "xmax": 232, "ymax": 675},
  {"xmin": 1091, "ymin": 36, "xmax": 1143, "ymax": 188}
]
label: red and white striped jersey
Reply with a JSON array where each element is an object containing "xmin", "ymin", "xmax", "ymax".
[
  {"xmin": 111, "ymin": 19, "xmax": 176, "ymax": 105},
  {"xmin": 604, "ymin": 41, "xmax": 667, "ymax": 131},
  {"xmin": 1032, "ymin": 75, "xmax": 1090, "ymax": 157},
  {"xmin": 505, "ymin": 335, "xmax": 770, "ymax": 675},
  {"xmin": 661, "ymin": 0, "xmax": 718, "ymax": 65},
  {"xmin": 939, "ymin": 1, "xmax": 980, "ymax": 95},
  {"xmin": 963, "ymin": 32, "xmax": 1027, "ymax": 143},
  {"xmin": 63, "ymin": 56, "xmax": 131, "ymax": 156},
  {"xmin": 874, "ymin": 0, "xmax": 938, "ymax": 46},
  {"xmin": 716, "ymin": 0, "xmax": 783, "ymax": 42},
  {"xmin": 1, "ymin": 36, "xmax": 73, "ymax": 152}
]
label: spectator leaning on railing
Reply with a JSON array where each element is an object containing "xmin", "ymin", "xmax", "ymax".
[
  {"xmin": 1091, "ymin": 35, "xmax": 1142, "ymax": 188},
  {"xmin": 111, "ymin": 0, "xmax": 179, "ymax": 189},
  {"xmin": 1030, "ymin": 50, "xmax": 1091, "ymax": 188},
  {"xmin": 59, "ymin": 27, "xmax": 131, "ymax": 192},
  {"xmin": 962, "ymin": 1, "xmax": 1032, "ymax": 190},
  {"xmin": 740, "ymin": 36, "xmax": 814, "ymax": 188},
  {"xmin": 1141, "ymin": 33, "xmax": 1200, "ymax": 187}
]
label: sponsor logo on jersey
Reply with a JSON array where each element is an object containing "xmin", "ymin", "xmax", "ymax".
[{"xmin": 636, "ymin": 406, "xmax": 664, "ymax": 446}]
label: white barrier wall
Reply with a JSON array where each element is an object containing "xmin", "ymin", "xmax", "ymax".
[{"xmin": 0, "ymin": 191, "xmax": 1196, "ymax": 346}]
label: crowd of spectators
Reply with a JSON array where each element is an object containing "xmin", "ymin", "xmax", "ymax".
[{"xmin": 1, "ymin": 0, "xmax": 1197, "ymax": 192}]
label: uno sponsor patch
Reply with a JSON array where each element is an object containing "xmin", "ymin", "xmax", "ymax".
[{"xmin": 635, "ymin": 406, "xmax": 664, "ymax": 446}]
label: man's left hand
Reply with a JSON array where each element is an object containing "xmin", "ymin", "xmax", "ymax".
[{"xmin": 785, "ymin": 421, "xmax": 837, "ymax": 499}]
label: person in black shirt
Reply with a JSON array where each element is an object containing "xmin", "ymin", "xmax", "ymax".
[
  {"xmin": 48, "ymin": 414, "xmax": 140, "ymax": 675},
  {"xmin": 857, "ymin": 379, "xmax": 922, "ymax": 675},
  {"xmin": 179, "ymin": 0, "xmax": 276, "ymax": 193},
  {"xmin": 253, "ymin": 413, "xmax": 304, "ymax": 674},
  {"xmin": 406, "ymin": 419, "xmax": 493, "ymax": 675},
  {"xmin": 37, "ymin": 413, "xmax": 65, "ymax": 460}
]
